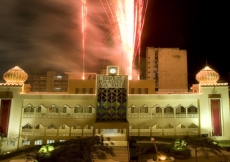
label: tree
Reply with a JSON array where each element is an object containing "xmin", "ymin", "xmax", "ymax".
[
  {"xmin": 35, "ymin": 135, "xmax": 115, "ymax": 162},
  {"xmin": 185, "ymin": 137, "xmax": 228, "ymax": 162},
  {"xmin": 0, "ymin": 129, "xmax": 6, "ymax": 154}
]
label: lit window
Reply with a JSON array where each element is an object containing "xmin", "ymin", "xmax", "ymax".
[
  {"xmin": 34, "ymin": 140, "xmax": 43, "ymax": 145},
  {"xmin": 22, "ymin": 140, "xmax": 30, "ymax": 145},
  {"xmin": 47, "ymin": 140, "xmax": 55, "ymax": 144}
]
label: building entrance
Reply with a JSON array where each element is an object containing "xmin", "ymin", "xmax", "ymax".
[{"xmin": 95, "ymin": 129, "xmax": 126, "ymax": 141}]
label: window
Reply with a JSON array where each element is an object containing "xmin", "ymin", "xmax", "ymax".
[
  {"xmin": 36, "ymin": 106, "xmax": 41, "ymax": 113},
  {"xmin": 140, "ymin": 124, "xmax": 149, "ymax": 129},
  {"xmin": 188, "ymin": 106, "xmax": 197, "ymax": 114},
  {"xmin": 73, "ymin": 125, "xmax": 81, "ymax": 129},
  {"xmin": 156, "ymin": 107, "xmax": 162, "ymax": 113},
  {"xmin": 22, "ymin": 140, "xmax": 30, "ymax": 145},
  {"xmin": 85, "ymin": 106, "xmax": 92, "ymax": 113},
  {"xmin": 130, "ymin": 88, "xmax": 134, "ymax": 94},
  {"xmin": 60, "ymin": 140, "xmax": 65, "ymax": 142},
  {"xmin": 164, "ymin": 124, "xmax": 173, "ymax": 129},
  {"xmin": 60, "ymin": 124, "xmax": 65, "ymax": 129},
  {"xmin": 188, "ymin": 123, "xmax": 198, "ymax": 128},
  {"xmin": 34, "ymin": 140, "xmax": 43, "ymax": 145},
  {"xmin": 7, "ymin": 140, "xmax": 15, "ymax": 146},
  {"xmin": 164, "ymin": 106, "xmax": 174, "ymax": 113},
  {"xmin": 22, "ymin": 124, "xmax": 33, "ymax": 130},
  {"xmin": 131, "ymin": 106, "xmax": 138, "ymax": 113},
  {"xmin": 176, "ymin": 106, "xmax": 186, "ymax": 114},
  {"xmin": 47, "ymin": 140, "xmax": 55, "ymax": 144},
  {"xmin": 74, "ymin": 106, "xmax": 83, "ymax": 113},
  {"xmin": 144, "ymin": 88, "xmax": 148, "ymax": 94},
  {"xmin": 131, "ymin": 124, "xmax": 137, "ymax": 129},
  {"xmin": 60, "ymin": 107, "xmax": 67, "ymax": 113},
  {"xmin": 140, "ymin": 106, "xmax": 148, "ymax": 113},
  {"xmin": 138, "ymin": 88, "xmax": 141, "ymax": 94},
  {"xmin": 75, "ymin": 88, "xmax": 79, "ymax": 94},
  {"xmin": 24, "ymin": 106, "xmax": 34, "ymax": 113},
  {"xmin": 89, "ymin": 88, "xmax": 93, "ymax": 94},
  {"xmin": 47, "ymin": 124, "xmax": 57, "ymax": 129},
  {"xmin": 35, "ymin": 125, "xmax": 40, "ymax": 129},
  {"xmin": 49, "ymin": 107, "xmax": 58, "ymax": 113},
  {"xmin": 84, "ymin": 125, "xmax": 91, "ymax": 129}
]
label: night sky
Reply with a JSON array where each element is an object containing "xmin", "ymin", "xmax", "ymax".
[{"xmin": 0, "ymin": 0, "xmax": 229, "ymax": 84}]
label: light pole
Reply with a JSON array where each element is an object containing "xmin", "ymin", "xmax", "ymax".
[{"xmin": 151, "ymin": 138, "xmax": 167, "ymax": 162}]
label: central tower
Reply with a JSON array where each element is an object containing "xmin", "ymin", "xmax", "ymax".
[
  {"xmin": 96, "ymin": 66, "xmax": 128, "ymax": 122},
  {"xmin": 94, "ymin": 65, "xmax": 129, "ymax": 142}
]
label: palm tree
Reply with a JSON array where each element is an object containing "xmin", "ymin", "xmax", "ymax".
[{"xmin": 185, "ymin": 137, "xmax": 228, "ymax": 162}]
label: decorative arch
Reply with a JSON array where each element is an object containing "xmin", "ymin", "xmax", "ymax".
[
  {"xmin": 83, "ymin": 124, "xmax": 93, "ymax": 137},
  {"xmin": 187, "ymin": 122, "xmax": 199, "ymax": 135},
  {"xmin": 152, "ymin": 123, "xmax": 162, "ymax": 136},
  {"xmin": 140, "ymin": 104, "xmax": 148, "ymax": 113},
  {"xmin": 175, "ymin": 123, "xmax": 187, "ymax": 136},
  {"xmin": 129, "ymin": 124, "xmax": 138, "ymax": 136},
  {"xmin": 23, "ymin": 104, "xmax": 35, "ymax": 113},
  {"xmin": 163, "ymin": 105, "xmax": 174, "ymax": 118},
  {"xmin": 74, "ymin": 105, "xmax": 83, "ymax": 113},
  {"xmin": 187, "ymin": 105, "xmax": 198, "ymax": 118},
  {"xmin": 164, "ymin": 123, "xmax": 174, "ymax": 136},
  {"xmin": 48, "ymin": 104, "xmax": 59, "ymax": 113},
  {"xmin": 22, "ymin": 123, "xmax": 33, "ymax": 129},
  {"xmin": 175, "ymin": 105, "xmax": 186, "ymax": 118},
  {"xmin": 129, "ymin": 105, "xmax": 139, "ymax": 113}
]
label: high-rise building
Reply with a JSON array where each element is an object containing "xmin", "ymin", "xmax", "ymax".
[
  {"xmin": 146, "ymin": 47, "xmax": 188, "ymax": 92},
  {"xmin": 26, "ymin": 71, "xmax": 68, "ymax": 92}
]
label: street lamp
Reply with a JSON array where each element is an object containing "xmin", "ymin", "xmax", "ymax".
[{"xmin": 151, "ymin": 137, "xmax": 168, "ymax": 162}]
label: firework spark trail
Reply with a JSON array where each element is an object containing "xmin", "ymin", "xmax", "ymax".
[
  {"xmin": 82, "ymin": 0, "xmax": 87, "ymax": 79},
  {"xmin": 133, "ymin": 0, "xmax": 148, "ymax": 79},
  {"xmin": 114, "ymin": 0, "xmax": 134, "ymax": 78}
]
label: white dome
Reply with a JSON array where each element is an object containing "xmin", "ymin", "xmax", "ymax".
[
  {"xmin": 196, "ymin": 66, "xmax": 219, "ymax": 84},
  {"xmin": 3, "ymin": 66, "xmax": 28, "ymax": 84}
]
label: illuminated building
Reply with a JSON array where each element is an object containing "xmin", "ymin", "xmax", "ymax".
[
  {"xmin": 26, "ymin": 71, "xmax": 68, "ymax": 92},
  {"xmin": 0, "ymin": 61, "xmax": 229, "ymax": 153},
  {"xmin": 146, "ymin": 47, "xmax": 188, "ymax": 92}
]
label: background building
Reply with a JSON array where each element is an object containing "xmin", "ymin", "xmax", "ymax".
[
  {"xmin": 26, "ymin": 71, "xmax": 68, "ymax": 92},
  {"xmin": 146, "ymin": 47, "xmax": 188, "ymax": 92}
]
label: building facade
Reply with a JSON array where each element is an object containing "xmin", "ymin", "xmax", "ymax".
[
  {"xmin": 0, "ymin": 64, "xmax": 229, "ymax": 153},
  {"xmin": 146, "ymin": 47, "xmax": 188, "ymax": 92},
  {"xmin": 26, "ymin": 71, "xmax": 68, "ymax": 92}
]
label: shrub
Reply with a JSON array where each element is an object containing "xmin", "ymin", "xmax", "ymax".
[{"xmin": 169, "ymin": 147, "xmax": 191, "ymax": 160}]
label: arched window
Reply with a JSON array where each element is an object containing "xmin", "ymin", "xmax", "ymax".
[
  {"xmin": 22, "ymin": 124, "xmax": 33, "ymax": 129},
  {"xmin": 164, "ymin": 106, "xmax": 174, "ymax": 113},
  {"xmin": 24, "ymin": 105, "xmax": 34, "ymax": 113},
  {"xmin": 188, "ymin": 106, "xmax": 197, "ymax": 114}
]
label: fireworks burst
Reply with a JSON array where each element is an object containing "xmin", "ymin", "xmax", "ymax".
[{"xmin": 82, "ymin": 0, "xmax": 148, "ymax": 79}]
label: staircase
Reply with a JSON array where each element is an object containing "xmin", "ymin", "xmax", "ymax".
[{"xmin": 94, "ymin": 146, "xmax": 129, "ymax": 162}]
